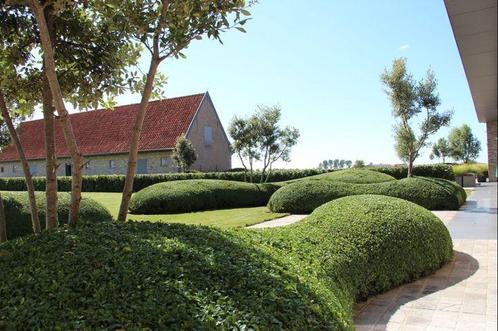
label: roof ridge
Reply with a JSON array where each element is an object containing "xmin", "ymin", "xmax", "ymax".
[{"xmin": 21, "ymin": 92, "xmax": 206, "ymax": 126}]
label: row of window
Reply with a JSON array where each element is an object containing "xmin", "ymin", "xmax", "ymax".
[{"xmin": 0, "ymin": 157, "xmax": 172, "ymax": 174}]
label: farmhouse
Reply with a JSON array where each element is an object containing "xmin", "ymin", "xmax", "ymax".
[{"xmin": 0, "ymin": 92, "xmax": 231, "ymax": 177}]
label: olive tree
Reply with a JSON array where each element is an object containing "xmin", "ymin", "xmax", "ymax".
[
  {"xmin": 381, "ymin": 58, "xmax": 452, "ymax": 177},
  {"xmin": 448, "ymin": 124, "xmax": 481, "ymax": 163},
  {"xmin": 430, "ymin": 137, "xmax": 451, "ymax": 163}
]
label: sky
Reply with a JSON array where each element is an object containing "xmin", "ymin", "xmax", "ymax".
[{"xmin": 34, "ymin": 0, "xmax": 488, "ymax": 168}]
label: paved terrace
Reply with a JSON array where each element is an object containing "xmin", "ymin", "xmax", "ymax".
[{"xmin": 354, "ymin": 183, "xmax": 497, "ymax": 331}]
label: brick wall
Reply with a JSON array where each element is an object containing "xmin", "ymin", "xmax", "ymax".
[
  {"xmin": 487, "ymin": 120, "xmax": 497, "ymax": 182},
  {"xmin": 186, "ymin": 95, "xmax": 231, "ymax": 172},
  {"xmin": 0, "ymin": 151, "xmax": 176, "ymax": 178}
]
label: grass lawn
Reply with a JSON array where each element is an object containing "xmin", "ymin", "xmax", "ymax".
[{"xmin": 81, "ymin": 192, "xmax": 287, "ymax": 228}]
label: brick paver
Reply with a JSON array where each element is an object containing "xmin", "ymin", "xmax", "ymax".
[{"xmin": 354, "ymin": 183, "xmax": 497, "ymax": 331}]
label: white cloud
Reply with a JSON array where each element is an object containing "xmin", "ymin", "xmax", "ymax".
[{"xmin": 399, "ymin": 44, "xmax": 410, "ymax": 50}]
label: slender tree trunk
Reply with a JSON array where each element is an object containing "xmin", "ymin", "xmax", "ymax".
[
  {"xmin": 0, "ymin": 92, "xmax": 41, "ymax": 234},
  {"xmin": 0, "ymin": 193, "xmax": 6, "ymax": 243},
  {"xmin": 118, "ymin": 59, "xmax": 160, "ymax": 222},
  {"xmin": 42, "ymin": 78, "xmax": 58, "ymax": 229},
  {"xmin": 32, "ymin": 1, "xmax": 83, "ymax": 226},
  {"xmin": 407, "ymin": 155, "xmax": 414, "ymax": 177}
]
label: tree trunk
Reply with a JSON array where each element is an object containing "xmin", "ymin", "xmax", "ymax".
[
  {"xmin": 118, "ymin": 59, "xmax": 160, "ymax": 222},
  {"xmin": 407, "ymin": 156, "xmax": 414, "ymax": 177},
  {"xmin": 32, "ymin": 1, "xmax": 83, "ymax": 226},
  {"xmin": 0, "ymin": 93, "xmax": 41, "ymax": 234},
  {"xmin": 0, "ymin": 193, "xmax": 6, "ymax": 243},
  {"xmin": 42, "ymin": 78, "xmax": 58, "ymax": 230}
]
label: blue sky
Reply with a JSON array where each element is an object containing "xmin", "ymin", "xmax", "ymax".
[{"xmin": 51, "ymin": 0, "xmax": 488, "ymax": 168}]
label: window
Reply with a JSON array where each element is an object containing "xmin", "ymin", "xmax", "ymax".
[
  {"xmin": 85, "ymin": 161, "xmax": 90, "ymax": 169},
  {"xmin": 29, "ymin": 164, "xmax": 38, "ymax": 176},
  {"xmin": 203, "ymin": 126, "xmax": 213, "ymax": 145},
  {"xmin": 109, "ymin": 160, "xmax": 116, "ymax": 169},
  {"xmin": 12, "ymin": 165, "xmax": 17, "ymax": 173},
  {"xmin": 0, "ymin": 167, "xmax": 3, "ymax": 173},
  {"xmin": 160, "ymin": 157, "xmax": 169, "ymax": 167}
]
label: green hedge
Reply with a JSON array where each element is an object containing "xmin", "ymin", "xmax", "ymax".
[
  {"xmin": 2, "ymin": 192, "xmax": 113, "ymax": 239},
  {"xmin": 372, "ymin": 164, "xmax": 454, "ymax": 180},
  {"xmin": 0, "ymin": 169, "xmax": 327, "ymax": 192},
  {"xmin": 0, "ymin": 195, "xmax": 453, "ymax": 329},
  {"xmin": 268, "ymin": 176, "xmax": 466, "ymax": 213},
  {"xmin": 309, "ymin": 169, "xmax": 396, "ymax": 184},
  {"xmin": 129, "ymin": 179, "xmax": 282, "ymax": 214}
]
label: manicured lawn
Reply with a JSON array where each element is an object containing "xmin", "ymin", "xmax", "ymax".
[{"xmin": 81, "ymin": 192, "xmax": 287, "ymax": 228}]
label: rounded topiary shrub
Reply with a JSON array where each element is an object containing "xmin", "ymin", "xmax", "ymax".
[
  {"xmin": 310, "ymin": 169, "xmax": 396, "ymax": 184},
  {"xmin": 282, "ymin": 195, "xmax": 453, "ymax": 300},
  {"xmin": 129, "ymin": 179, "xmax": 281, "ymax": 214},
  {"xmin": 268, "ymin": 176, "xmax": 466, "ymax": 213},
  {"xmin": 3, "ymin": 192, "xmax": 113, "ymax": 239},
  {"xmin": 0, "ymin": 194, "xmax": 453, "ymax": 330}
]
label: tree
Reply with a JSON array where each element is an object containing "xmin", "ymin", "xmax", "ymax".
[
  {"xmin": 229, "ymin": 115, "xmax": 260, "ymax": 182},
  {"xmin": 338, "ymin": 159, "xmax": 345, "ymax": 169},
  {"xmin": 333, "ymin": 159, "xmax": 340, "ymax": 169},
  {"xmin": 114, "ymin": 0, "xmax": 253, "ymax": 222},
  {"xmin": 252, "ymin": 105, "xmax": 299, "ymax": 182},
  {"xmin": 172, "ymin": 134, "xmax": 197, "ymax": 172},
  {"xmin": 345, "ymin": 160, "xmax": 353, "ymax": 168},
  {"xmin": 353, "ymin": 160, "xmax": 365, "ymax": 168},
  {"xmin": 430, "ymin": 137, "xmax": 451, "ymax": 163},
  {"xmin": 381, "ymin": 58, "xmax": 452, "ymax": 177},
  {"xmin": 0, "ymin": 192, "xmax": 6, "ymax": 242},
  {"xmin": 2, "ymin": 1, "xmax": 141, "ymax": 228},
  {"xmin": 448, "ymin": 124, "xmax": 481, "ymax": 163}
]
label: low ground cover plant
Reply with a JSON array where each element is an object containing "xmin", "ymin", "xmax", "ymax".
[
  {"xmin": 0, "ymin": 195, "xmax": 453, "ymax": 330},
  {"xmin": 2, "ymin": 192, "xmax": 113, "ymax": 239},
  {"xmin": 268, "ymin": 176, "xmax": 466, "ymax": 213},
  {"xmin": 129, "ymin": 179, "xmax": 281, "ymax": 214},
  {"xmin": 372, "ymin": 164, "xmax": 454, "ymax": 180},
  {"xmin": 452, "ymin": 163, "xmax": 488, "ymax": 181}
]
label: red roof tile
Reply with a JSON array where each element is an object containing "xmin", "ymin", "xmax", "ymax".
[{"xmin": 0, "ymin": 93, "xmax": 205, "ymax": 161}]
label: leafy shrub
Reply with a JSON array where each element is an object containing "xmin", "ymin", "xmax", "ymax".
[
  {"xmin": 372, "ymin": 164, "xmax": 454, "ymax": 180},
  {"xmin": 0, "ymin": 195, "xmax": 453, "ymax": 329},
  {"xmin": 268, "ymin": 176, "xmax": 466, "ymax": 213},
  {"xmin": 129, "ymin": 179, "xmax": 281, "ymax": 214},
  {"xmin": 2, "ymin": 192, "xmax": 113, "ymax": 239},
  {"xmin": 0, "ymin": 169, "xmax": 328, "ymax": 192},
  {"xmin": 310, "ymin": 169, "xmax": 395, "ymax": 184},
  {"xmin": 452, "ymin": 163, "xmax": 488, "ymax": 181}
]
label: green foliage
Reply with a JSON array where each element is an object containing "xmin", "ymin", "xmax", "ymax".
[
  {"xmin": 430, "ymin": 137, "xmax": 451, "ymax": 163},
  {"xmin": 228, "ymin": 105, "xmax": 300, "ymax": 182},
  {"xmin": 129, "ymin": 179, "xmax": 281, "ymax": 214},
  {"xmin": 268, "ymin": 175, "xmax": 466, "ymax": 213},
  {"xmin": 372, "ymin": 164, "xmax": 455, "ymax": 180},
  {"xmin": 0, "ymin": 169, "xmax": 327, "ymax": 192},
  {"xmin": 381, "ymin": 58, "xmax": 452, "ymax": 174},
  {"xmin": 448, "ymin": 125, "xmax": 481, "ymax": 163},
  {"xmin": 452, "ymin": 163, "xmax": 488, "ymax": 182},
  {"xmin": 352, "ymin": 160, "xmax": 365, "ymax": 168},
  {"xmin": 319, "ymin": 159, "xmax": 352, "ymax": 170},
  {"xmin": 2, "ymin": 192, "xmax": 112, "ymax": 239},
  {"xmin": 0, "ymin": 195, "xmax": 453, "ymax": 329},
  {"xmin": 172, "ymin": 134, "xmax": 197, "ymax": 172},
  {"xmin": 310, "ymin": 169, "xmax": 396, "ymax": 184}
]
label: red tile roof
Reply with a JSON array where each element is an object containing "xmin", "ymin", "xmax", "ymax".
[{"xmin": 0, "ymin": 93, "xmax": 206, "ymax": 161}]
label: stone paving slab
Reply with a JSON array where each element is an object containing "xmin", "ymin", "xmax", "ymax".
[{"xmin": 354, "ymin": 183, "xmax": 497, "ymax": 331}]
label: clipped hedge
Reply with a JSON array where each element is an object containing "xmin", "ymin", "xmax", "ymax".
[
  {"xmin": 309, "ymin": 169, "xmax": 396, "ymax": 184},
  {"xmin": 0, "ymin": 169, "xmax": 327, "ymax": 192},
  {"xmin": 268, "ymin": 176, "xmax": 466, "ymax": 213},
  {"xmin": 0, "ymin": 195, "xmax": 453, "ymax": 329},
  {"xmin": 2, "ymin": 192, "xmax": 113, "ymax": 239},
  {"xmin": 129, "ymin": 179, "xmax": 281, "ymax": 214},
  {"xmin": 372, "ymin": 164, "xmax": 454, "ymax": 180}
]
